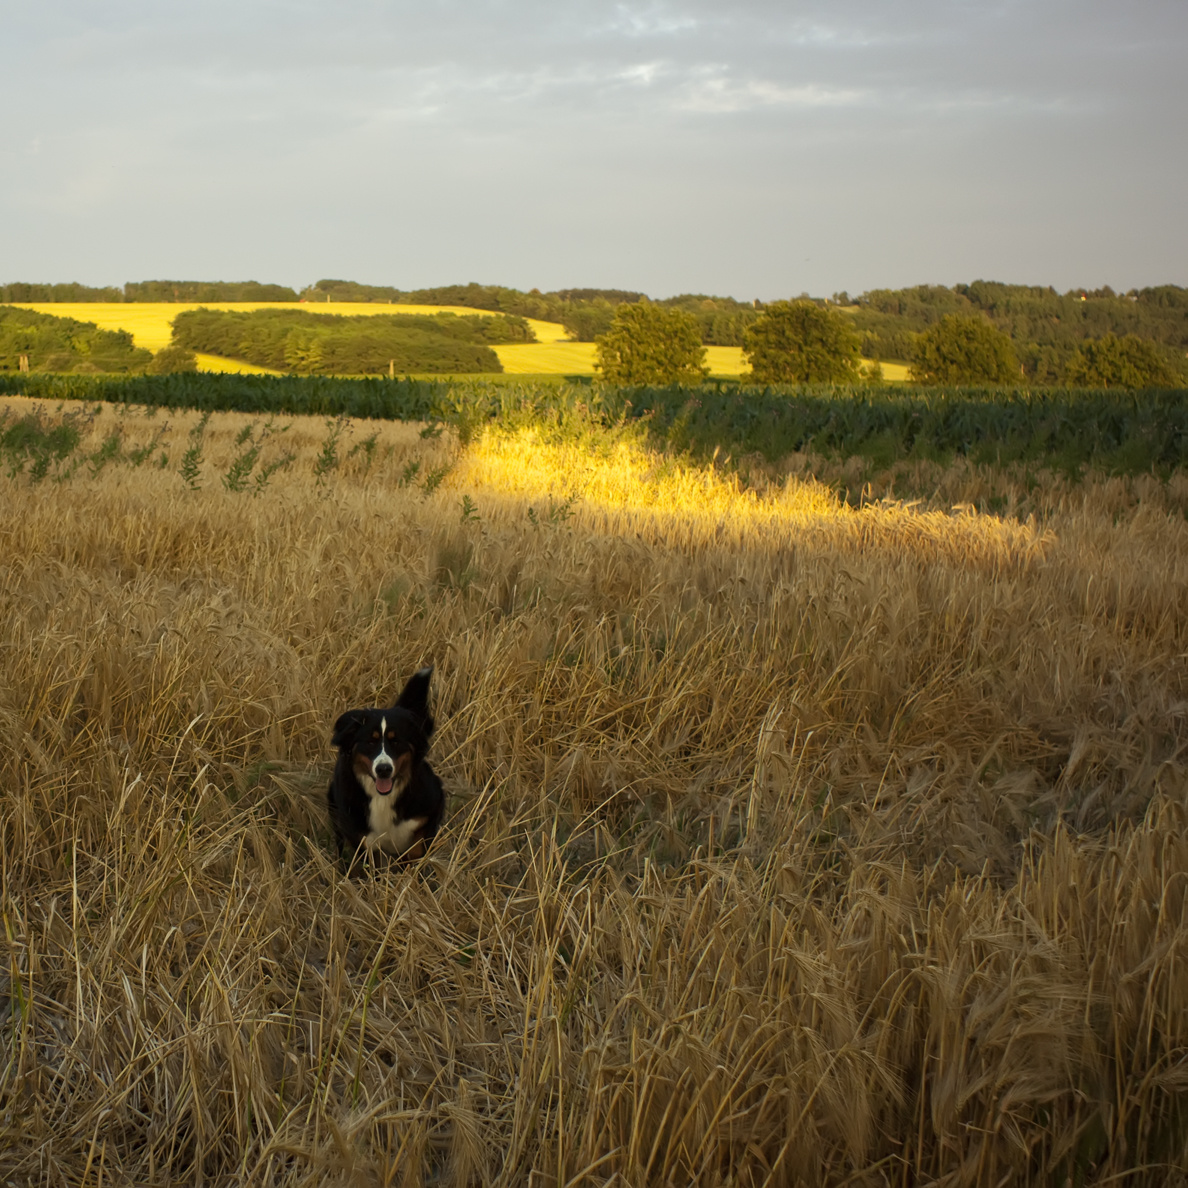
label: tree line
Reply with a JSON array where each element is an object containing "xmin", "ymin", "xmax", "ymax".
[
  {"xmin": 296, "ymin": 280, "xmax": 760, "ymax": 345},
  {"xmin": 285, "ymin": 279, "xmax": 1188, "ymax": 376},
  {"xmin": 594, "ymin": 300, "xmax": 1182, "ymax": 390},
  {"xmin": 0, "ymin": 306, "xmax": 151, "ymax": 374},
  {"xmin": 170, "ymin": 308, "xmax": 531, "ymax": 375},
  {"xmin": 0, "ymin": 280, "xmax": 300, "ymax": 303},
  {"xmin": 848, "ymin": 282, "xmax": 1188, "ymax": 382}
]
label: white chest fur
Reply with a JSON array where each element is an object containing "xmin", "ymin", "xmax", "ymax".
[{"xmin": 364, "ymin": 793, "xmax": 427, "ymax": 856}]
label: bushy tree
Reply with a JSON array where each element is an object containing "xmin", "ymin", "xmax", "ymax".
[
  {"xmin": 909, "ymin": 314, "xmax": 1018, "ymax": 384},
  {"xmin": 594, "ymin": 302, "xmax": 707, "ymax": 385},
  {"xmin": 742, "ymin": 300, "xmax": 862, "ymax": 384},
  {"xmin": 170, "ymin": 308, "xmax": 508, "ymax": 375},
  {"xmin": 126, "ymin": 280, "xmax": 297, "ymax": 302},
  {"xmin": 1064, "ymin": 334, "xmax": 1176, "ymax": 389},
  {"xmin": 147, "ymin": 345, "xmax": 198, "ymax": 374},
  {"xmin": 561, "ymin": 299, "xmax": 617, "ymax": 342},
  {"xmin": 0, "ymin": 306, "xmax": 150, "ymax": 372}
]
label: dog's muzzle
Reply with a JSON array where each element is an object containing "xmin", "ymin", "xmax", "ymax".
[{"xmin": 373, "ymin": 761, "xmax": 395, "ymax": 795}]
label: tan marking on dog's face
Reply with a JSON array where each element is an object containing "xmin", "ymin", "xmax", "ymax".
[
  {"xmin": 354, "ymin": 744, "xmax": 413, "ymax": 799},
  {"xmin": 353, "ymin": 751, "xmax": 376, "ymax": 795}
]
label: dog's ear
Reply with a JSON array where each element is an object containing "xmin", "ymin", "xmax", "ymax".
[
  {"xmin": 331, "ymin": 709, "xmax": 367, "ymax": 751},
  {"xmin": 393, "ymin": 666, "xmax": 435, "ymax": 738}
]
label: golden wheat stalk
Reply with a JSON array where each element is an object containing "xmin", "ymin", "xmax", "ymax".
[{"xmin": 1, "ymin": 395, "xmax": 1185, "ymax": 1185}]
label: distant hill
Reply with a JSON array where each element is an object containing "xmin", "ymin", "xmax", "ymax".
[
  {"xmin": 5, "ymin": 277, "xmax": 1185, "ymax": 383},
  {"xmin": 0, "ymin": 280, "xmax": 298, "ymax": 303},
  {"xmin": 846, "ymin": 282, "xmax": 1188, "ymax": 383},
  {"xmin": 300, "ymin": 279, "xmax": 1188, "ymax": 380},
  {"xmin": 298, "ymin": 280, "xmax": 760, "ymax": 345},
  {"xmin": 124, "ymin": 281, "xmax": 299, "ymax": 303}
]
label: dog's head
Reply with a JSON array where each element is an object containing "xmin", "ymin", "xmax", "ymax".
[{"xmin": 331, "ymin": 666, "xmax": 435, "ymax": 798}]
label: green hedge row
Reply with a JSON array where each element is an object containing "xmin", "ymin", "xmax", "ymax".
[
  {"xmin": 0, "ymin": 372, "xmax": 447, "ymax": 420},
  {"xmin": 623, "ymin": 383, "xmax": 1188, "ymax": 474},
  {"xmin": 3, "ymin": 372, "xmax": 1186, "ymax": 476}
]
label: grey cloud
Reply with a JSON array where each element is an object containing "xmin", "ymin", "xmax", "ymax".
[{"xmin": 2, "ymin": 0, "xmax": 1185, "ymax": 294}]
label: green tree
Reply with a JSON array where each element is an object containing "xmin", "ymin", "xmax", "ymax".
[
  {"xmin": 1064, "ymin": 334, "xmax": 1176, "ymax": 388},
  {"xmin": 283, "ymin": 329, "xmax": 326, "ymax": 374},
  {"xmin": 0, "ymin": 306, "xmax": 150, "ymax": 372},
  {"xmin": 594, "ymin": 302, "xmax": 707, "ymax": 385},
  {"xmin": 910, "ymin": 314, "xmax": 1018, "ymax": 384},
  {"xmin": 147, "ymin": 345, "xmax": 199, "ymax": 374},
  {"xmin": 742, "ymin": 300, "xmax": 862, "ymax": 384},
  {"xmin": 561, "ymin": 299, "xmax": 617, "ymax": 342},
  {"xmin": 171, "ymin": 308, "xmax": 504, "ymax": 375}
]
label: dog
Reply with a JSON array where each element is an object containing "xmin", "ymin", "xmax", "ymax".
[{"xmin": 327, "ymin": 666, "xmax": 445, "ymax": 869}]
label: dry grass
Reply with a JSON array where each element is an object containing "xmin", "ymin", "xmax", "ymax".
[{"xmin": 2, "ymin": 396, "xmax": 1187, "ymax": 1185}]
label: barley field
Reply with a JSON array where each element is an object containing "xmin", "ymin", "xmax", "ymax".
[{"xmin": 1, "ymin": 395, "xmax": 1186, "ymax": 1185}]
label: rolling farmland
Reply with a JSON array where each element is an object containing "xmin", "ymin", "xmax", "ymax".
[
  {"xmin": 12, "ymin": 302, "xmax": 580, "ymax": 376},
  {"xmin": 9, "ymin": 302, "xmax": 906, "ymax": 379}
]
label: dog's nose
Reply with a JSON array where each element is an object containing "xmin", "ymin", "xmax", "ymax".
[{"xmin": 374, "ymin": 761, "xmax": 394, "ymax": 779}]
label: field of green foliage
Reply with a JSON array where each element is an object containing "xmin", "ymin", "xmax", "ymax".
[{"xmin": 3, "ymin": 372, "xmax": 1188, "ymax": 489}]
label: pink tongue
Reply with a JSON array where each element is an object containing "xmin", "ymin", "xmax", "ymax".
[{"xmin": 375, "ymin": 776, "xmax": 394, "ymax": 795}]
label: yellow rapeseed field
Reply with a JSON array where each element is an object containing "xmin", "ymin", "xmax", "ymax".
[
  {"xmin": 1, "ymin": 395, "xmax": 1186, "ymax": 1185},
  {"xmin": 494, "ymin": 341, "xmax": 598, "ymax": 375},
  {"xmin": 14, "ymin": 302, "xmax": 573, "ymax": 374},
  {"xmin": 12, "ymin": 303, "xmax": 908, "ymax": 380},
  {"xmin": 495, "ymin": 343, "xmax": 907, "ymax": 380}
]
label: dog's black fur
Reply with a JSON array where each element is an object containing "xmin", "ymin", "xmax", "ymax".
[{"xmin": 327, "ymin": 666, "xmax": 445, "ymax": 869}]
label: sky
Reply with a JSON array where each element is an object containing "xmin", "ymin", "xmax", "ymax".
[{"xmin": 3, "ymin": 1, "xmax": 1186, "ymax": 301}]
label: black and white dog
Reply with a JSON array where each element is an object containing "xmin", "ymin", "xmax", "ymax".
[{"xmin": 327, "ymin": 666, "xmax": 445, "ymax": 868}]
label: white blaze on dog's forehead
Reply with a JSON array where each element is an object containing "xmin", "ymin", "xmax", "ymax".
[{"xmin": 373, "ymin": 716, "xmax": 392, "ymax": 772}]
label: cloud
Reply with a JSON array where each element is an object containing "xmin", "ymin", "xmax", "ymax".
[
  {"xmin": 677, "ymin": 74, "xmax": 869, "ymax": 114},
  {"xmin": 602, "ymin": 4, "xmax": 702, "ymax": 38},
  {"xmin": 2, "ymin": 0, "xmax": 1185, "ymax": 294}
]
